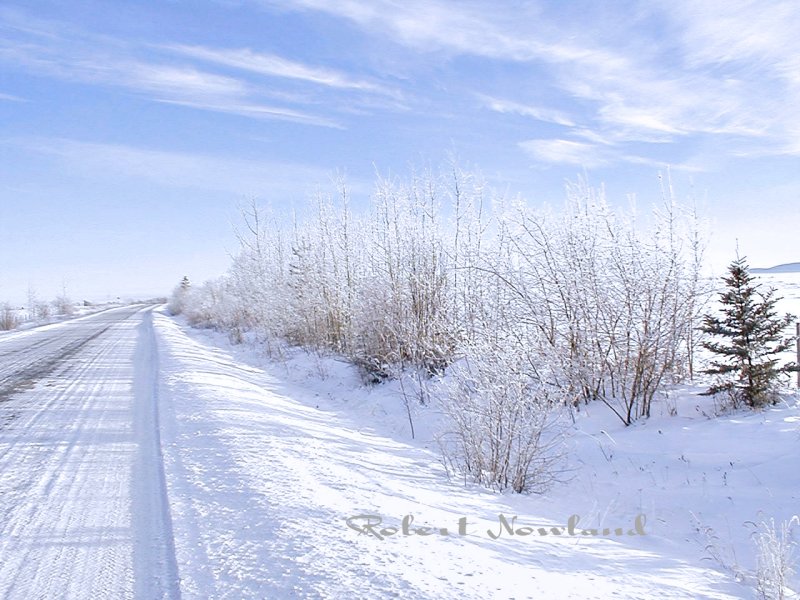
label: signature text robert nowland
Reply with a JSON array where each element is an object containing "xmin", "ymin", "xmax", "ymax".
[{"xmin": 346, "ymin": 514, "xmax": 647, "ymax": 541}]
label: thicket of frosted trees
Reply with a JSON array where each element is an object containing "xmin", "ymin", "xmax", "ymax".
[{"xmin": 172, "ymin": 164, "xmax": 706, "ymax": 492}]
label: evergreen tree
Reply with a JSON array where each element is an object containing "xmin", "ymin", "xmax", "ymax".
[
  {"xmin": 168, "ymin": 276, "xmax": 192, "ymax": 315},
  {"xmin": 699, "ymin": 257, "xmax": 798, "ymax": 407}
]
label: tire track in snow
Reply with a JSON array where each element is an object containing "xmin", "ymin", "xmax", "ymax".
[
  {"xmin": 0, "ymin": 306, "xmax": 140, "ymax": 403},
  {"xmin": 132, "ymin": 308, "xmax": 181, "ymax": 599}
]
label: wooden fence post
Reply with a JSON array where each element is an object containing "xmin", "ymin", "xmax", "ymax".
[{"xmin": 797, "ymin": 322, "xmax": 800, "ymax": 388}]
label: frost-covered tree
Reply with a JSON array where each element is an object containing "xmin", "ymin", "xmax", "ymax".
[
  {"xmin": 167, "ymin": 276, "xmax": 191, "ymax": 315},
  {"xmin": 700, "ymin": 257, "xmax": 798, "ymax": 408},
  {"xmin": 227, "ymin": 200, "xmax": 291, "ymax": 346},
  {"xmin": 26, "ymin": 284, "xmax": 37, "ymax": 321},
  {"xmin": 489, "ymin": 178, "xmax": 705, "ymax": 425},
  {"xmin": 172, "ymin": 164, "xmax": 707, "ymax": 435},
  {"xmin": 350, "ymin": 170, "xmax": 458, "ymax": 379},
  {"xmin": 52, "ymin": 294, "xmax": 74, "ymax": 316},
  {"xmin": 34, "ymin": 300, "xmax": 51, "ymax": 320},
  {"xmin": 166, "ymin": 161, "xmax": 718, "ymax": 492}
]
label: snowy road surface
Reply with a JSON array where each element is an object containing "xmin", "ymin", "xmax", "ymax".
[
  {"xmin": 0, "ymin": 306, "xmax": 179, "ymax": 599},
  {"xmin": 0, "ymin": 307, "xmax": 749, "ymax": 598}
]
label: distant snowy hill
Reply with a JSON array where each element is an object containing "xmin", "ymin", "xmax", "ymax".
[{"xmin": 752, "ymin": 262, "xmax": 800, "ymax": 273}]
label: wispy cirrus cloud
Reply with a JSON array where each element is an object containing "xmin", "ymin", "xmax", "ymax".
[
  {"xmin": 657, "ymin": 0, "xmax": 800, "ymax": 152},
  {"xmin": 262, "ymin": 0, "xmax": 552, "ymax": 61},
  {"xmin": 164, "ymin": 44, "xmax": 390, "ymax": 94},
  {"xmin": 5, "ymin": 44, "xmax": 341, "ymax": 127},
  {"xmin": 0, "ymin": 8, "xmax": 344, "ymax": 128},
  {"xmin": 519, "ymin": 139, "xmax": 610, "ymax": 169},
  {"xmin": 0, "ymin": 92, "xmax": 25, "ymax": 102},
  {"xmin": 123, "ymin": 62, "xmax": 248, "ymax": 100},
  {"xmin": 156, "ymin": 98, "xmax": 342, "ymax": 128},
  {"xmin": 666, "ymin": 0, "xmax": 800, "ymax": 79},
  {"xmin": 117, "ymin": 62, "xmax": 341, "ymax": 126},
  {"xmin": 477, "ymin": 95, "xmax": 574, "ymax": 127},
  {"xmin": 270, "ymin": 0, "xmax": 800, "ymax": 162},
  {"xmin": 519, "ymin": 137, "xmax": 705, "ymax": 173}
]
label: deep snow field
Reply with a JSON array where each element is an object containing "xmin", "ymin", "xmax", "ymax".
[{"xmin": 152, "ymin": 273, "xmax": 800, "ymax": 598}]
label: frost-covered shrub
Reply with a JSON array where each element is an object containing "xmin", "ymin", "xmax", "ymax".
[
  {"xmin": 753, "ymin": 517, "xmax": 798, "ymax": 600},
  {"xmin": 183, "ymin": 279, "xmax": 227, "ymax": 327},
  {"xmin": 34, "ymin": 301, "xmax": 51, "ymax": 320},
  {"xmin": 349, "ymin": 173, "xmax": 460, "ymax": 376},
  {"xmin": 172, "ymin": 164, "xmax": 706, "ymax": 435},
  {"xmin": 0, "ymin": 303, "xmax": 20, "ymax": 331},
  {"xmin": 491, "ymin": 178, "xmax": 705, "ymax": 425},
  {"xmin": 438, "ymin": 338, "xmax": 566, "ymax": 493},
  {"xmin": 52, "ymin": 294, "xmax": 74, "ymax": 316}
]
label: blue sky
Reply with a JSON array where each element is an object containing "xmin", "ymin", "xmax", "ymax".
[{"xmin": 1, "ymin": 0, "xmax": 799, "ymax": 304}]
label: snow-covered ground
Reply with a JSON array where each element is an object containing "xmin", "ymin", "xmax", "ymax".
[
  {"xmin": 761, "ymin": 272, "xmax": 800, "ymax": 319},
  {"xmin": 155, "ymin": 307, "xmax": 798, "ymax": 598},
  {"xmin": 0, "ymin": 275, "xmax": 798, "ymax": 598},
  {"xmin": 0, "ymin": 301, "xmax": 126, "ymax": 337},
  {"xmin": 151, "ymin": 272, "xmax": 800, "ymax": 599}
]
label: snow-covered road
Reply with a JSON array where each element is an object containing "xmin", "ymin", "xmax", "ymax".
[{"xmin": 0, "ymin": 306, "xmax": 179, "ymax": 599}]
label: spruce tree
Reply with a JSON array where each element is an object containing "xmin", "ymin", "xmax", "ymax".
[
  {"xmin": 699, "ymin": 257, "xmax": 798, "ymax": 408},
  {"xmin": 168, "ymin": 276, "xmax": 191, "ymax": 315}
]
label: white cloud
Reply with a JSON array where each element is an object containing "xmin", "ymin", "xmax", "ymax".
[
  {"xmin": 518, "ymin": 137, "xmax": 705, "ymax": 173},
  {"xmin": 0, "ymin": 92, "xmax": 24, "ymax": 102},
  {"xmin": 596, "ymin": 105, "xmax": 684, "ymax": 137},
  {"xmin": 5, "ymin": 1, "xmax": 800, "ymax": 168},
  {"xmin": 0, "ymin": 10, "xmax": 343, "ymax": 128},
  {"xmin": 164, "ymin": 44, "xmax": 389, "ymax": 94},
  {"xmin": 667, "ymin": 0, "xmax": 800, "ymax": 75},
  {"xmin": 658, "ymin": 1, "xmax": 800, "ymax": 152},
  {"xmin": 125, "ymin": 62, "xmax": 248, "ymax": 99},
  {"xmin": 2, "ymin": 44, "xmax": 341, "ymax": 128},
  {"xmin": 268, "ymin": 0, "xmax": 551, "ymax": 61},
  {"xmin": 519, "ymin": 139, "xmax": 610, "ymax": 169},
  {"xmin": 477, "ymin": 95, "xmax": 574, "ymax": 127},
  {"xmin": 156, "ymin": 99, "xmax": 342, "ymax": 128},
  {"xmin": 272, "ymin": 0, "xmax": 800, "ymax": 158}
]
